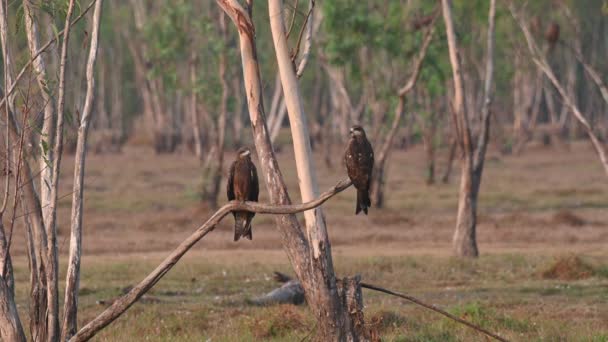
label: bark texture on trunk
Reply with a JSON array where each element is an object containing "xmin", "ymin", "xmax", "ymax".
[
  {"xmin": 44, "ymin": 2, "xmax": 77, "ymax": 339},
  {"xmin": 61, "ymin": 1, "xmax": 104, "ymax": 339},
  {"xmin": 23, "ymin": 0, "xmax": 56, "ymax": 231},
  {"xmin": 268, "ymin": 0, "xmax": 355, "ymax": 339},
  {"xmin": 443, "ymin": 0, "xmax": 495, "ymax": 258}
]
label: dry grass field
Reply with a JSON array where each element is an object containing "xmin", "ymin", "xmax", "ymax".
[{"xmin": 8, "ymin": 140, "xmax": 608, "ymax": 341}]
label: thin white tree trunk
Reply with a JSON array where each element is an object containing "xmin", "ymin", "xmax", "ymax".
[
  {"xmin": 24, "ymin": 0, "xmax": 56, "ymax": 234},
  {"xmin": 46, "ymin": 1, "xmax": 76, "ymax": 340},
  {"xmin": 444, "ymin": 0, "xmax": 495, "ymax": 257},
  {"xmin": 61, "ymin": 1, "xmax": 103, "ymax": 339},
  {"xmin": 267, "ymin": 73, "xmax": 282, "ymax": 129},
  {"xmin": 269, "ymin": 1, "xmax": 316, "ymax": 144},
  {"xmin": 269, "ymin": 99, "xmax": 286, "ymax": 142},
  {"xmin": 269, "ymin": 0, "xmax": 330, "ymax": 269},
  {"xmin": 0, "ymin": 1, "xmax": 26, "ymax": 339},
  {"xmin": 268, "ymin": 1, "xmax": 351, "ymax": 338},
  {"xmin": 189, "ymin": 51, "xmax": 204, "ymax": 160}
]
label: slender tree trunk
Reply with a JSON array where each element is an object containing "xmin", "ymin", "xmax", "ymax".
[
  {"xmin": 61, "ymin": 1, "xmax": 103, "ymax": 339},
  {"xmin": 267, "ymin": 73, "xmax": 283, "ymax": 130},
  {"xmin": 441, "ymin": 134, "xmax": 458, "ymax": 183},
  {"xmin": 11, "ymin": 2, "xmax": 50, "ymax": 340},
  {"xmin": 371, "ymin": 97, "xmax": 404, "ymax": 207},
  {"xmin": 444, "ymin": 0, "xmax": 495, "ymax": 258},
  {"xmin": 0, "ymin": 274, "xmax": 25, "ymax": 342},
  {"xmin": 23, "ymin": 0, "xmax": 56, "ymax": 227},
  {"xmin": 0, "ymin": 92, "xmax": 48, "ymax": 342},
  {"xmin": 0, "ymin": 9, "xmax": 25, "ymax": 333},
  {"xmin": 270, "ymin": 100, "xmax": 287, "ymax": 143},
  {"xmin": 44, "ymin": 2, "xmax": 76, "ymax": 339},
  {"xmin": 268, "ymin": 1, "xmax": 357, "ymax": 339},
  {"xmin": 371, "ymin": 20, "xmax": 437, "ymax": 207},
  {"xmin": 189, "ymin": 52, "xmax": 204, "ymax": 160},
  {"xmin": 231, "ymin": 77, "xmax": 244, "ymax": 147},
  {"xmin": 207, "ymin": 12, "xmax": 229, "ymax": 208}
]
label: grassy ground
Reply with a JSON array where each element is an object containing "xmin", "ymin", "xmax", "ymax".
[{"xmin": 8, "ymin": 141, "xmax": 608, "ymax": 341}]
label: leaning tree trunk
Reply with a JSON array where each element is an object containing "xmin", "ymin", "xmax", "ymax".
[
  {"xmin": 61, "ymin": 0, "xmax": 103, "ymax": 339},
  {"xmin": 443, "ymin": 0, "xmax": 495, "ymax": 258}
]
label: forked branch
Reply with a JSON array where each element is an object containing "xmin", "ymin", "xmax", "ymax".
[{"xmin": 69, "ymin": 179, "xmax": 352, "ymax": 342}]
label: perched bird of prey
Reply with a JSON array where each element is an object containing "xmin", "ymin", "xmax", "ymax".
[
  {"xmin": 227, "ymin": 147, "xmax": 259, "ymax": 241},
  {"xmin": 344, "ymin": 125, "xmax": 374, "ymax": 215}
]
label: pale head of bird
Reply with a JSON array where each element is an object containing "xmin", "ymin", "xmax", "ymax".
[
  {"xmin": 237, "ymin": 147, "xmax": 252, "ymax": 159},
  {"xmin": 350, "ymin": 125, "xmax": 366, "ymax": 138}
]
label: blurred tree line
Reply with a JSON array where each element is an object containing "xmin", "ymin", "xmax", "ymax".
[{"xmin": 1, "ymin": 0, "xmax": 607, "ymax": 203}]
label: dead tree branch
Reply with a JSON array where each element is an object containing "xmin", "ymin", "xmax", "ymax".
[{"xmin": 70, "ymin": 179, "xmax": 352, "ymax": 342}]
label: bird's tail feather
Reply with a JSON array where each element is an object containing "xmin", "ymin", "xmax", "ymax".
[
  {"xmin": 234, "ymin": 212, "xmax": 254, "ymax": 241},
  {"xmin": 356, "ymin": 189, "xmax": 371, "ymax": 215}
]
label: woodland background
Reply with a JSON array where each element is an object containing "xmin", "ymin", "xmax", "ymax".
[{"xmin": 0, "ymin": 0, "xmax": 608, "ymax": 340}]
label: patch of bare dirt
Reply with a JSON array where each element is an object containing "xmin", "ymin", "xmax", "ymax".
[
  {"xmin": 551, "ymin": 210, "xmax": 587, "ymax": 227},
  {"xmin": 541, "ymin": 255, "xmax": 595, "ymax": 280}
]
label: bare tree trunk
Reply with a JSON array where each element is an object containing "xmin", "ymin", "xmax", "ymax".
[
  {"xmin": 45, "ymin": 2, "xmax": 76, "ymax": 339},
  {"xmin": 206, "ymin": 12, "xmax": 229, "ymax": 208},
  {"xmin": 419, "ymin": 92, "xmax": 437, "ymax": 185},
  {"xmin": 270, "ymin": 100, "xmax": 287, "ymax": 143},
  {"xmin": 0, "ymin": 274, "xmax": 25, "ymax": 342},
  {"xmin": 269, "ymin": 2, "xmax": 316, "ymax": 145},
  {"xmin": 268, "ymin": 0, "xmax": 357, "ymax": 339},
  {"xmin": 441, "ymin": 135, "xmax": 458, "ymax": 183},
  {"xmin": 23, "ymin": 0, "xmax": 56, "ymax": 226},
  {"xmin": 371, "ymin": 97, "xmax": 403, "ymax": 207},
  {"xmin": 0, "ymin": 6, "xmax": 25, "ymax": 338},
  {"xmin": 444, "ymin": 0, "xmax": 495, "ymax": 258},
  {"xmin": 1, "ymin": 3, "xmax": 50, "ymax": 336},
  {"xmin": 371, "ymin": 20, "xmax": 437, "ymax": 207},
  {"xmin": 61, "ymin": 1, "xmax": 103, "ymax": 339},
  {"xmin": 189, "ymin": 51, "xmax": 204, "ymax": 160},
  {"xmin": 231, "ymin": 77, "xmax": 244, "ymax": 147},
  {"xmin": 267, "ymin": 73, "xmax": 283, "ymax": 130}
]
